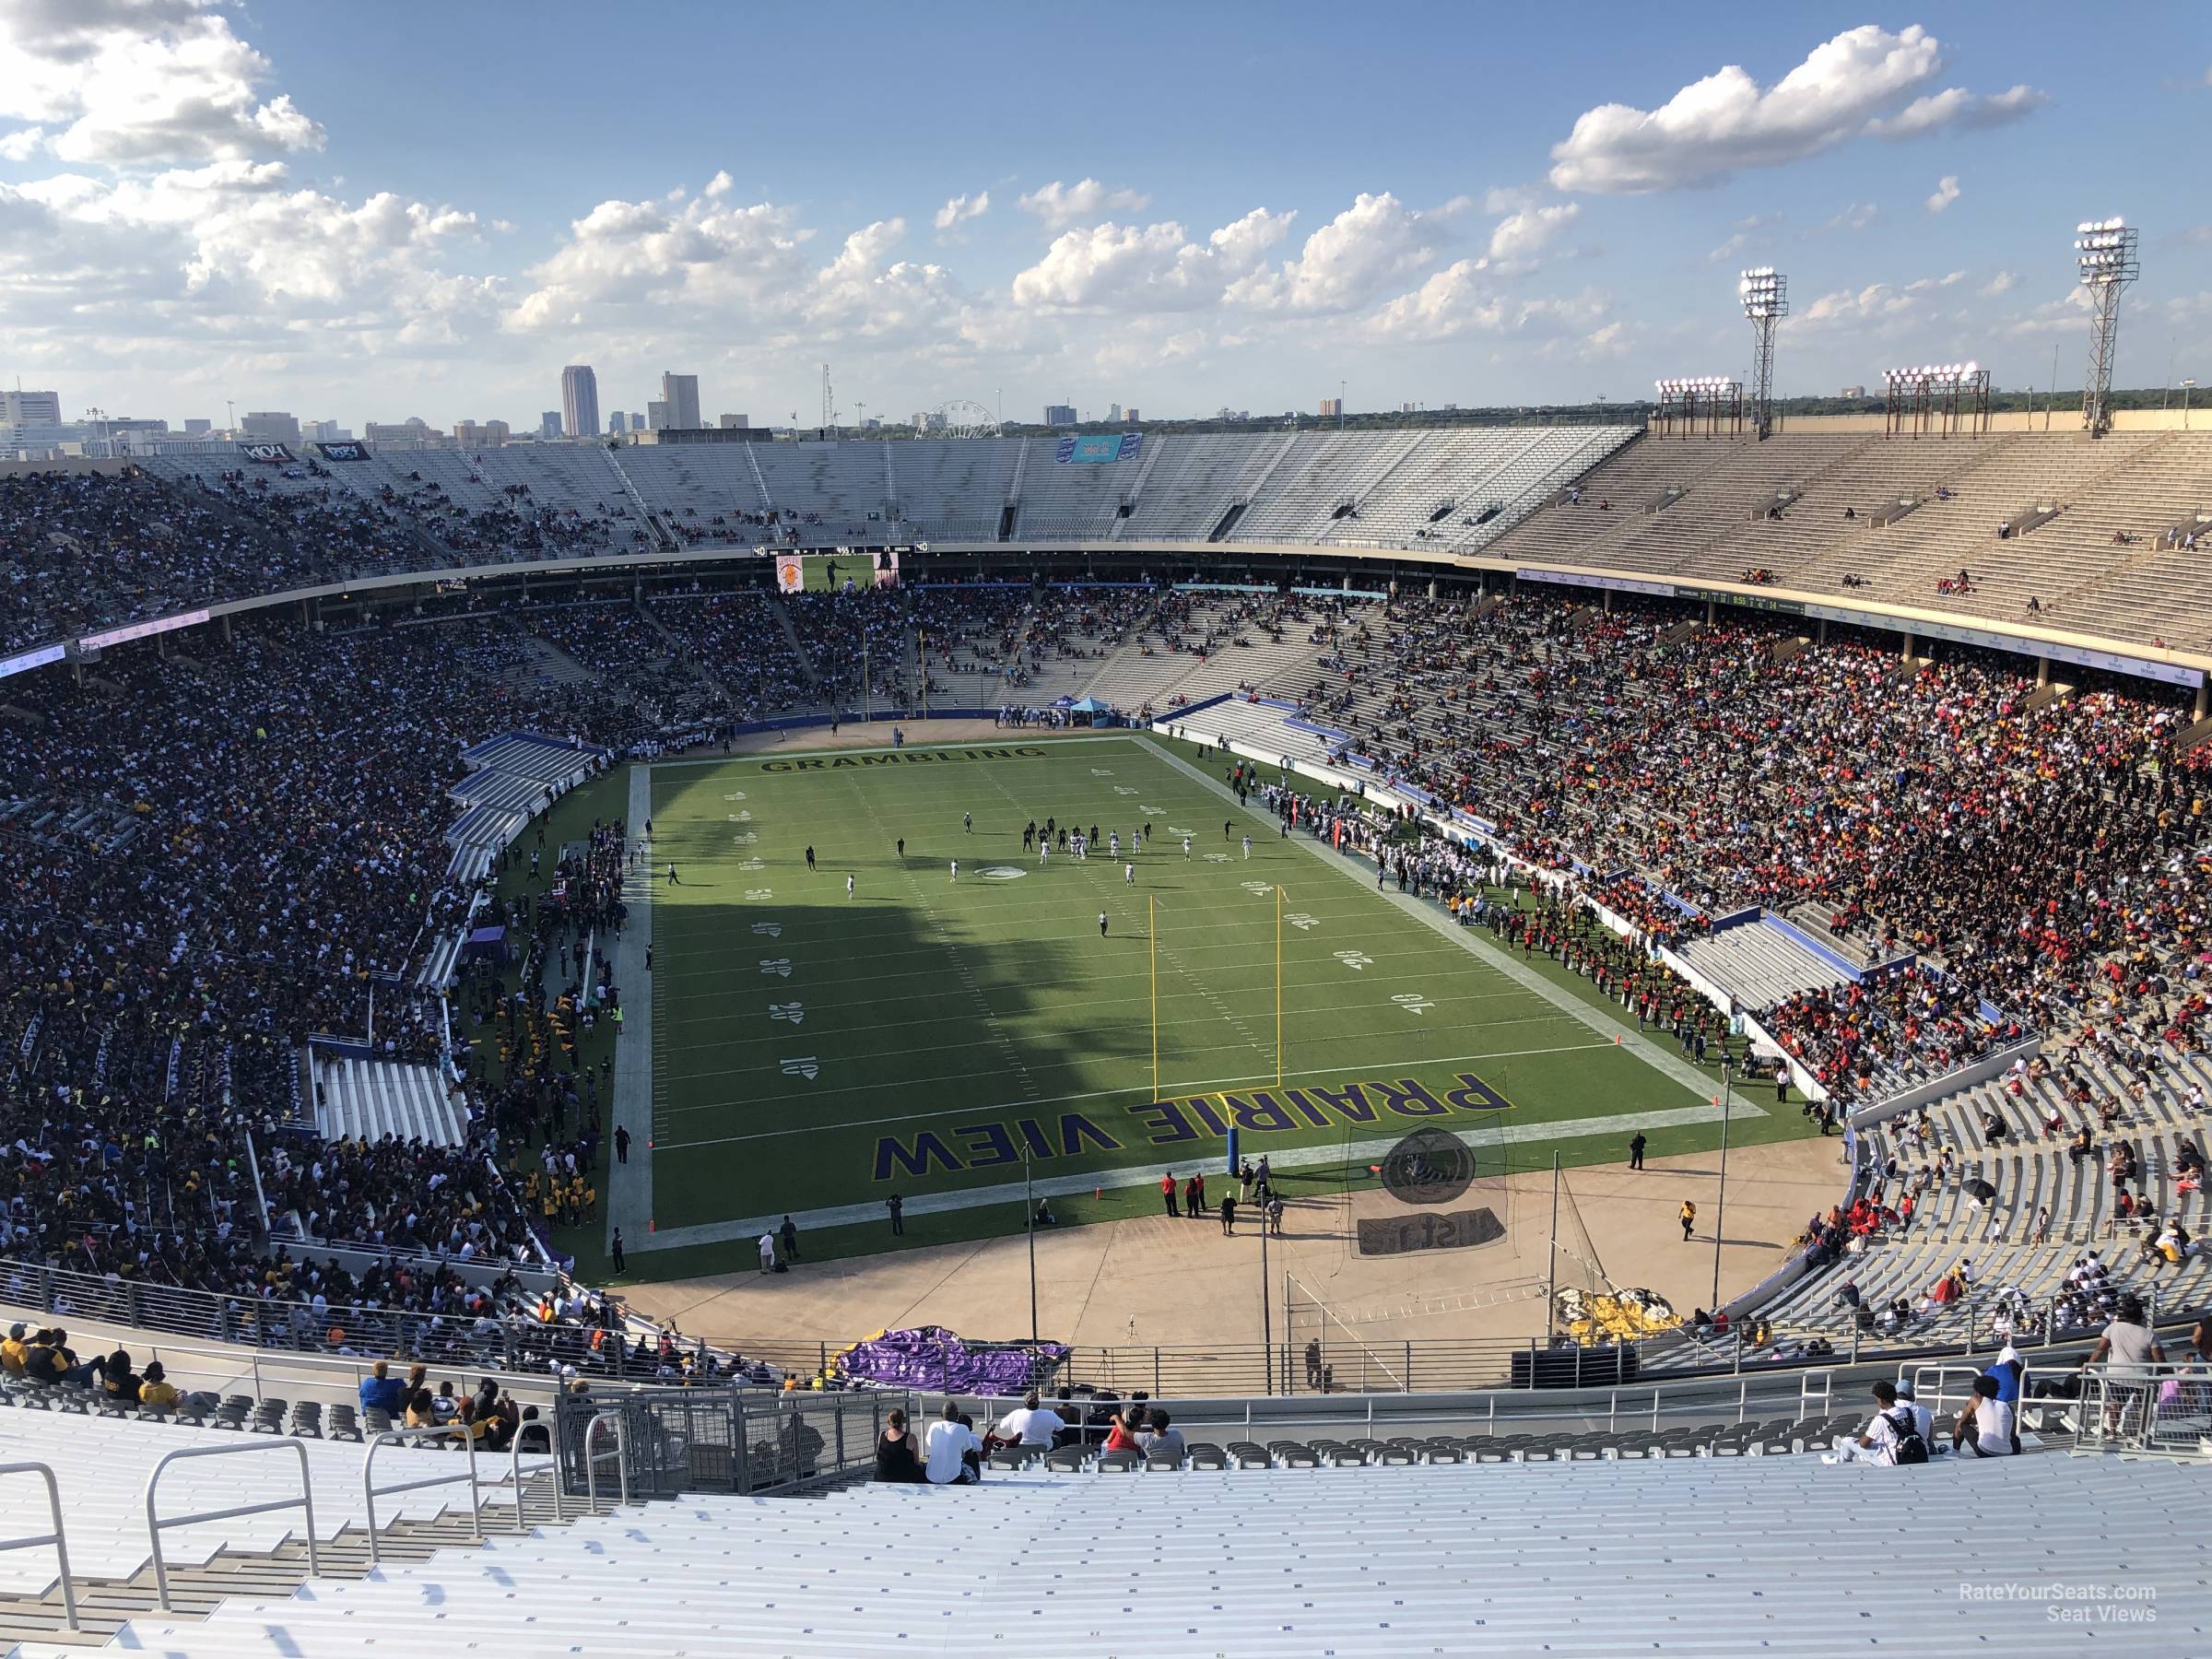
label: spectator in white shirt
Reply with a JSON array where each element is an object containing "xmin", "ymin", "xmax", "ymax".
[
  {"xmin": 923, "ymin": 1400, "xmax": 982, "ymax": 1485},
  {"xmin": 992, "ymin": 1392, "xmax": 1065, "ymax": 1449},
  {"xmin": 1890, "ymin": 1379, "xmax": 1934, "ymax": 1448},
  {"xmin": 1825, "ymin": 1380, "xmax": 1919, "ymax": 1465},
  {"xmin": 1953, "ymin": 1375, "xmax": 2016, "ymax": 1457}
]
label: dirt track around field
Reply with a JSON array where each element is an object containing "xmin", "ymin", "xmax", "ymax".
[{"xmin": 618, "ymin": 1135, "xmax": 1843, "ymax": 1352}]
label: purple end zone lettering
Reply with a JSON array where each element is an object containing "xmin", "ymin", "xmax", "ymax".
[
  {"xmin": 830, "ymin": 757, "xmax": 858, "ymax": 767},
  {"xmin": 794, "ymin": 759, "xmax": 825, "ymax": 771},
  {"xmin": 1014, "ymin": 746, "xmax": 1046, "ymax": 757},
  {"xmin": 1220, "ymin": 1092, "xmax": 1295, "ymax": 1133},
  {"xmin": 1445, "ymin": 1072, "xmax": 1512, "ymax": 1112},
  {"xmin": 1279, "ymin": 1089, "xmax": 1330, "ymax": 1129},
  {"xmin": 875, "ymin": 1130, "xmax": 964, "ymax": 1181},
  {"xmin": 1188, "ymin": 1098, "xmax": 1229, "ymax": 1136},
  {"xmin": 1125, "ymin": 1100, "xmax": 1200, "ymax": 1146},
  {"xmin": 761, "ymin": 760, "xmax": 793, "ymax": 772},
  {"xmin": 1304, "ymin": 1083, "xmax": 1376, "ymax": 1124},
  {"xmin": 1058, "ymin": 1112, "xmax": 1123, "ymax": 1157},
  {"xmin": 953, "ymin": 1122, "xmax": 1018, "ymax": 1169},
  {"xmin": 1372, "ymin": 1077, "xmax": 1450, "ymax": 1117},
  {"xmin": 1015, "ymin": 1117, "xmax": 1054, "ymax": 1159}
]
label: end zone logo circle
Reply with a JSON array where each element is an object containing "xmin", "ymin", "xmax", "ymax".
[
  {"xmin": 977, "ymin": 865, "xmax": 1028, "ymax": 880},
  {"xmin": 1380, "ymin": 1127, "xmax": 1476, "ymax": 1207}
]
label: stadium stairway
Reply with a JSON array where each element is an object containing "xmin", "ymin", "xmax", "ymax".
[
  {"xmin": 16, "ymin": 1449, "xmax": 2206, "ymax": 1655},
  {"xmin": 0, "ymin": 1408, "xmax": 559, "ymax": 1651},
  {"xmin": 311, "ymin": 1056, "xmax": 466, "ymax": 1147}
]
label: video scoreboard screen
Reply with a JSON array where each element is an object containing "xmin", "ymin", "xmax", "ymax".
[{"xmin": 773, "ymin": 549, "xmax": 902, "ymax": 593}]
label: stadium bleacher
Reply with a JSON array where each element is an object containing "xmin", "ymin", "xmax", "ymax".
[{"xmin": 0, "ymin": 1395, "xmax": 2198, "ymax": 1655}]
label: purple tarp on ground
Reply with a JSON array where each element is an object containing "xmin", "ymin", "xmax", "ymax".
[{"xmin": 835, "ymin": 1325, "xmax": 1068, "ymax": 1394}]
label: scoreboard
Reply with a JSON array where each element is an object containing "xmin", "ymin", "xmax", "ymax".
[{"xmin": 773, "ymin": 549, "xmax": 903, "ymax": 593}]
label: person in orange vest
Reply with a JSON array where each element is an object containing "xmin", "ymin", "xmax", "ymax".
[{"xmin": 1160, "ymin": 1171, "xmax": 1180, "ymax": 1218}]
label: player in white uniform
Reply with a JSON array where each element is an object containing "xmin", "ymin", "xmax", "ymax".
[
  {"xmin": 1182, "ymin": 835, "xmax": 1192, "ymax": 858},
  {"xmin": 950, "ymin": 860, "xmax": 959, "ymax": 882}
]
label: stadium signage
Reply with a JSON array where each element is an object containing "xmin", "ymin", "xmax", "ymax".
[
  {"xmin": 759, "ymin": 746, "xmax": 1047, "ymax": 772},
  {"xmin": 0, "ymin": 643, "xmax": 66, "ymax": 678},
  {"xmin": 237, "ymin": 441, "xmax": 293, "ymax": 463},
  {"xmin": 79, "ymin": 607, "xmax": 212, "ymax": 651},
  {"xmin": 315, "ymin": 441, "xmax": 370, "ymax": 461},
  {"xmin": 1515, "ymin": 569, "xmax": 1674, "ymax": 598},
  {"xmin": 1676, "ymin": 585, "xmax": 1806, "ymax": 617},
  {"xmin": 1357, "ymin": 1206, "xmax": 1505, "ymax": 1256},
  {"xmin": 872, "ymin": 1070, "xmax": 1512, "ymax": 1181}
]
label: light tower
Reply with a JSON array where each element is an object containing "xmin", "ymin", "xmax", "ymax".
[
  {"xmin": 1738, "ymin": 268, "xmax": 1787, "ymax": 440},
  {"xmin": 2074, "ymin": 218, "xmax": 2138, "ymax": 438}
]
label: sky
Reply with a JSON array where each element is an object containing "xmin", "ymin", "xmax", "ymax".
[{"xmin": 1, "ymin": 1, "xmax": 2207, "ymax": 431}]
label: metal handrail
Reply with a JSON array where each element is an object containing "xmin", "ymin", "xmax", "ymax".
[
  {"xmin": 360, "ymin": 1423, "xmax": 481, "ymax": 1565},
  {"xmin": 0, "ymin": 1462, "xmax": 77, "ymax": 1630},
  {"xmin": 145, "ymin": 1439, "xmax": 319, "ymax": 1612},
  {"xmin": 583, "ymin": 1410, "xmax": 628, "ymax": 1511},
  {"xmin": 509, "ymin": 1420, "xmax": 559, "ymax": 1532}
]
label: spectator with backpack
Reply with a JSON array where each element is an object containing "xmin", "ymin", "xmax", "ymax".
[{"xmin": 1824, "ymin": 1380, "xmax": 1930, "ymax": 1465}]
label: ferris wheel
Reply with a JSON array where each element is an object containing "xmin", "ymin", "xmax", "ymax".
[{"xmin": 935, "ymin": 398, "xmax": 1001, "ymax": 439}]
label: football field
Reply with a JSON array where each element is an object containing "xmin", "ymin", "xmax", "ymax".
[{"xmin": 625, "ymin": 731, "xmax": 1780, "ymax": 1259}]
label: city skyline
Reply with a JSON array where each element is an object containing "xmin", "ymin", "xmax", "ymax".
[{"xmin": 2, "ymin": 4, "xmax": 2208, "ymax": 430}]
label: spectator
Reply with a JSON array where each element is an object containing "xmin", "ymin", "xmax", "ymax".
[
  {"xmin": 1823, "ymin": 1380, "xmax": 1927, "ymax": 1465},
  {"xmin": 923, "ymin": 1399, "xmax": 982, "ymax": 1485},
  {"xmin": 1952, "ymin": 1375, "xmax": 2016, "ymax": 1458},
  {"xmin": 991, "ymin": 1391, "xmax": 1065, "ymax": 1450},
  {"xmin": 874, "ymin": 1407, "xmax": 925, "ymax": 1483},
  {"xmin": 359, "ymin": 1359, "xmax": 406, "ymax": 1418},
  {"xmin": 137, "ymin": 1361, "xmax": 181, "ymax": 1412}
]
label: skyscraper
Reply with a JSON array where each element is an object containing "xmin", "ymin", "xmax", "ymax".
[
  {"xmin": 645, "ymin": 400, "xmax": 671, "ymax": 431},
  {"xmin": 560, "ymin": 366, "xmax": 599, "ymax": 444},
  {"xmin": 660, "ymin": 373, "xmax": 700, "ymax": 430}
]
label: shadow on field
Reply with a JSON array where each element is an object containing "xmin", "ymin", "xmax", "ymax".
[{"xmin": 649, "ymin": 877, "xmax": 1214, "ymax": 1225}]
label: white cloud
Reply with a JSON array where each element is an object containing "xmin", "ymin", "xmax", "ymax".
[
  {"xmin": 1009, "ymin": 206, "xmax": 1292, "ymax": 312},
  {"xmin": 1979, "ymin": 269, "xmax": 2015, "ymax": 296},
  {"xmin": 1924, "ymin": 175, "xmax": 1960, "ymax": 214},
  {"xmin": 1827, "ymin": 201, "xmax": 1878, "ymax": 232},
  {"xmin": 1017, "ymin": 178, "xmax": 1149, "ymax": 228},
  {"xmin": 703, "ymin": 171, "xmax": 733, "ymax": 199},
  {"xmin": 1228, "ymin": 192, "xmax": 1444, "ymax": 313},
  {"xmin": 1547, "ymin": 25, "xmax": 2042, "ymax": 194},
  {"xmin": 1870, "ymin": 83, "xmax": 2046, "ymax": 138},
  {"xmin": 0, "ymin": 0, "xmax": 326, "ymax": 166},
  {"xmin": 1366, "ymin": 260, "xmax": 1609, "ymax": 345},
  {"xmin": 933, "ymin": 190, "xmax": 989, "ymax": 232},
  {"xmin": 508, "ymin": 188, "xmax": 815, "ymax": 333},
  {"xmin": 1707, "ymin": 212, "xmax": 1781, "ymax": 264},
  {"xmin": 1486, "ymin": 202, "xmax": 1579, "ymax": 268},
  {"xmin": 0, "ymin": 125, "xmax": 44, "ymax": 161}
]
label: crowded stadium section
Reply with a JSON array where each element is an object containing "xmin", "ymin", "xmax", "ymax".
[{"xmin": 6, "ymin": 415, "xmax": 2212, "ymax": 1650}]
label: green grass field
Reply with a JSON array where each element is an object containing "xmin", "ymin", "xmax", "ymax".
[{"xmin": 607, "ymin": 730, "xmax": 1811, "ymax": 1269}]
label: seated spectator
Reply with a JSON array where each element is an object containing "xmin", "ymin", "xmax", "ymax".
[
  {"xmin": 136, "ymin": 1362, "xmax": 181, "ymax": 1413},
  {"xmin": 1135, "ymin": 1408, "xmax": 1185, "ymax": 1461},
  {"xmin": 874, "ymin": 1407, "xmax": 925, "ymax": 1483},
  {"xmin": 1952, "ymin": 1375, "xmax": 2016, "ymax": 1458},
  {"xmin": 924, "ymin": 1399, "xmax": 982, "ymax": 1485},
  {"xmin": 0, "ymin": 1324, "xmax": 26, "ymax": 1378},
  {"xmin": 359, "ymin": 1359, "xmax": 406, "ymax": 1417},
  {"xmin": 100, "ymin": 1347, "xmax": 142, "ymax": 1405},
  {"xmin": 404, "ymin": 1388, "xmax": 439, "ymax": 1430},
  {"xmin": 991, "ymin": 1391, "xmax": 1065, "ymax": 1451},
  {"xmin": 1824, "ymin": 1380, "xmax": 1927, "ymax": 1465}
]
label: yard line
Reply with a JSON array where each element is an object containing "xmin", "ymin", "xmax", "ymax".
[
  {"xmin": 655, "ymin": 1009, "xmax": 1583, "ymax": 1100},
  {"xmin": 653, "ymin": 1037, "xmax": 1624, "ymax": 1146}
]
